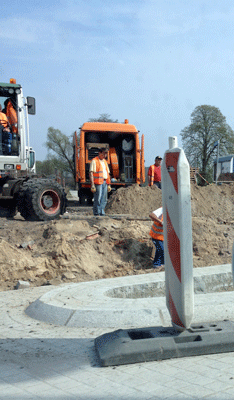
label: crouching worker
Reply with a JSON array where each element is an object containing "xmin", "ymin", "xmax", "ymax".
[
  {"xmin": 89, "ymin": 148, "xmax": 111, "ymax": 216},
  {"xmin": 149, "ymin": 207, "xmax": 164, "ymax": 269}
]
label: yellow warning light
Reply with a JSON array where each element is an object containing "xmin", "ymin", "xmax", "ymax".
[
  {"xmin": 10, "ymin": 78, "xmax": 16, "ymax": 84},
  {"xmin": 16, "ymin": 165, "xmax": 21, "ymax": 170},
  {"xmin": 124, "ymin": 119, "xmax": 129, "ymax": 124}
]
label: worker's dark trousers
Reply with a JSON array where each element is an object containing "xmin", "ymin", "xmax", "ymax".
[
  {"xmin": 93, "ymin": 181, "xmax": 107, "ymax": 216},
  {"xmin": 152, "ymin": 238, "xmax": 164, "ymax": 267},
  {"xmin": 154, "ymin": 181, "xmax": 161, "ymax": 189}
]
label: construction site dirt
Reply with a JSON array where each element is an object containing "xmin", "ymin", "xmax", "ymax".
[{"xmin": 0, "ymin": 183, "xmax": 233, "ymax": 291}]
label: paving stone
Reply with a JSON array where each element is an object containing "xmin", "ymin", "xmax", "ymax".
[{"xmin": 0, "ymin": 265, "xmax": 234, "ymax": 399}]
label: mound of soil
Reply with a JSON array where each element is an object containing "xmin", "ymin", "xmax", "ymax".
[
  {"xmin": 0, "ymin": 182, "xmax": 233, "ymax": 291},
  {"xmin": 106, "ymin": 185, "xmax": 162, "ymax": 218}
]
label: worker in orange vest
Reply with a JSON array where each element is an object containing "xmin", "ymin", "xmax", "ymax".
[
  {"xmin": 0, "ymin": 105, "xmax": 10, "ymax": 132},
  {"xmin": 149, "ymin": 207, "xmax": 164, "ymax": 269},
  {"xmin": 89, "ymin": 148, "xmax": 111, "ymax": 216},
  {"xmin": 5, "ymin": 99, "xmax": 18, "ymax": 134},
  {"xmin": 0, "ymin": 105, "xmax": 11, "ymax": 155},
  {"xmin": 148, "ymin": 156, "xmax": 162, "ymax": 189}
]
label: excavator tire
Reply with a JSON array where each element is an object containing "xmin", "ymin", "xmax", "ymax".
[{"xmin": 17, "ymin": 179, "xmax": 67, "ymax": 221}]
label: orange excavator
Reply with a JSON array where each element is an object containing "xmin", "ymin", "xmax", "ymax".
[{"xmin": 73, "ymin": 119, "xmax": 145, "ymax": 205}]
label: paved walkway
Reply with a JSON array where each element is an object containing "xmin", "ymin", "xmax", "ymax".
[{"xmin": 1, "ymin": 265, "xmax": 234, "ymax": 399}]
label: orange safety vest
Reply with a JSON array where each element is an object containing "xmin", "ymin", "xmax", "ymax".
[
  {"xmin": 149, "ymin": 215, "xmax": 164, "ymax": 241},
  {"xmin": 93, "ymin": 157, "xmax": 110, "ymax": 185},
  {"xmin": 6, "ymin": 101, "xmax": 18, "ymax": 134},
  {"xmin": 149, "ymin": 164, "xmax": 155, "ymax": 186}
]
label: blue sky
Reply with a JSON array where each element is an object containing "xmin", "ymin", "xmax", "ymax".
[{"xmin": 1, "ymin": 0, "xmax": 234, "ymax": 165}]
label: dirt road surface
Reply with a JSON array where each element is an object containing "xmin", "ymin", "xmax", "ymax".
[{"xmin": 0, "ymin": 183, "xmax": 233, "ymax": 291}]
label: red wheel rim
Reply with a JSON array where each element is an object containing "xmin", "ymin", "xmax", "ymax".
[{"xmin": 39, "ymin": 189, "xmax": 61, "ymax": 215}]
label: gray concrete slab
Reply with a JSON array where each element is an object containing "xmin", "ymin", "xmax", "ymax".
[{"xmin": 1, "ymin": 264, "xmax": 234, "ymax": 399}]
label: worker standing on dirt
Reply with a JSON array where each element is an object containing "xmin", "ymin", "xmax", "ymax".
[
  {"xmin": 149, "ymin": 207, "xmax": 164, "ymax": 269},
  {"xmin": 89, "ymin": 148, "xmax": 111, "ymax": 216},
  {"xmin": 5, "ymin": 99, "xmax": 18, "ymax": 134},
  {"xmin": 148, "ymin": 156, "xmax": 162, "ymax": 189}
]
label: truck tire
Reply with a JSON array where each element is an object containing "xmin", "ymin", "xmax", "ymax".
[
  {"xmin": 18, "ymin": 179, "xmax": 67, "ymax": 221},
  {"xmin": 0, "ymin": 199, "xmax": 17, "ymax": 219}
]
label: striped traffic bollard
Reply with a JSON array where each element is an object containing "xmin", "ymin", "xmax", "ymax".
[{"xmin": 162, "ymin": 139, "xmax": 194, "ymax": 331}]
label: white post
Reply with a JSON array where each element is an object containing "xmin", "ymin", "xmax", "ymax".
[
  {"xmin": 162, "ymin": 136, "xmax": 194, "ymax": 331},
  {"xmin": 168, "ymin": 136, "xmax": 178, "ymax": 150}
]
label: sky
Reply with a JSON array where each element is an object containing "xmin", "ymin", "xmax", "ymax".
[{"xmin": 1, "ymin": 0, "xmax": 234, "ymax": 166}]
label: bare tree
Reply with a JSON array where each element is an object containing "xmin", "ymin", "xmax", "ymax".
[{"xmin": 45, "ymin": 127, "xmax": 76, "ymax": 182}]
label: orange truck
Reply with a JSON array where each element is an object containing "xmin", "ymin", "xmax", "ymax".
[{"xmin": 73, "ymin": 119, "xmax": 145, "ymax": 204}]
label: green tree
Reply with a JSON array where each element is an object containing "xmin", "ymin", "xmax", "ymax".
[
  {"xmin": 45, "ymin": 127, "xmax": 76, "ymax": 183},
  {"xmin": 181, "ymin": 105, "xmax": 234, "ymax": 182},
  {"xmin": 89, "ymin": 114, "xmax": 118, "ymax": 122}
]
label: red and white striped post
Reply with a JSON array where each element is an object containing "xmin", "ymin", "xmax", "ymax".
[{"xmin": 162, "ymin": 137, "xmax": 194, "ymax": 331}]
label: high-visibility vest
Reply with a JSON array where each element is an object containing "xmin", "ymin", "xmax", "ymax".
[
  {"xmin": 149, "ymin": 215, "xmax": 164, "ymax": 241},
  {"xmin": 149, "ymin": 164, "xmax": 155, "ymax": 186},
  {"xmin": 6, "ymin": 101, "xmax": 18, "ymax": 134},
  {"xmin": 93, "ymin": 157, "xmax": 110, "ymax": 185}
]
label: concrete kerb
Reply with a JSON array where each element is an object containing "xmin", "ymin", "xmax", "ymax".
[{"xmin": 25, "ymin": 264, "xmax": 233, "ymax": 329}]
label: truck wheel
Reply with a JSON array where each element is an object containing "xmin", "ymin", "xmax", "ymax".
[
  {"xmin": 18, "ymin": 179, "xmax": 67, "ymax": 221},
  {"xmin": 0, "ymin": 199, "xmax": 17, "ymax": 218},
  {"xmin": 6, "ymin": 200, "xmax": 17, "ymax": 219}
]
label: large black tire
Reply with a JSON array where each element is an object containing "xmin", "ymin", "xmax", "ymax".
[
  {"xmin": 17, "ymin": 179, "xmax": 67, "ymax": 221},
  {"xmin": 0, "ymin": 199, "xmax": 17, "ymax": 219}
]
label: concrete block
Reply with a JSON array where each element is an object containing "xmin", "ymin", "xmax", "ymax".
[{"xmin": 95, "ymin": 320, "xmax": 234, "ymax": 367}]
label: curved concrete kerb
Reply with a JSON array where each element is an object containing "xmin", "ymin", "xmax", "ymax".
[{"xmin": 25, "ymin": 264, "xmax": 233, "ymax": 328}]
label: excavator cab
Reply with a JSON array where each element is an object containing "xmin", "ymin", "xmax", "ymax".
[
  {"xmin": 0, "ymin": 92, "xmax": 18, "ymax": 156},
  {"xmin": 0, "ymin": 79, "xmax": 67, "ymax": 221}
]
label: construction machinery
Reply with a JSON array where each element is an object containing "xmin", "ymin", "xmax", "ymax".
[
  {"xmin": 73, "ymin": 119, "xmax": 145, "ymax": 204},
  {"xmin": 0, "ymin": 79, "xmax": 66, "ymax": 220}
]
